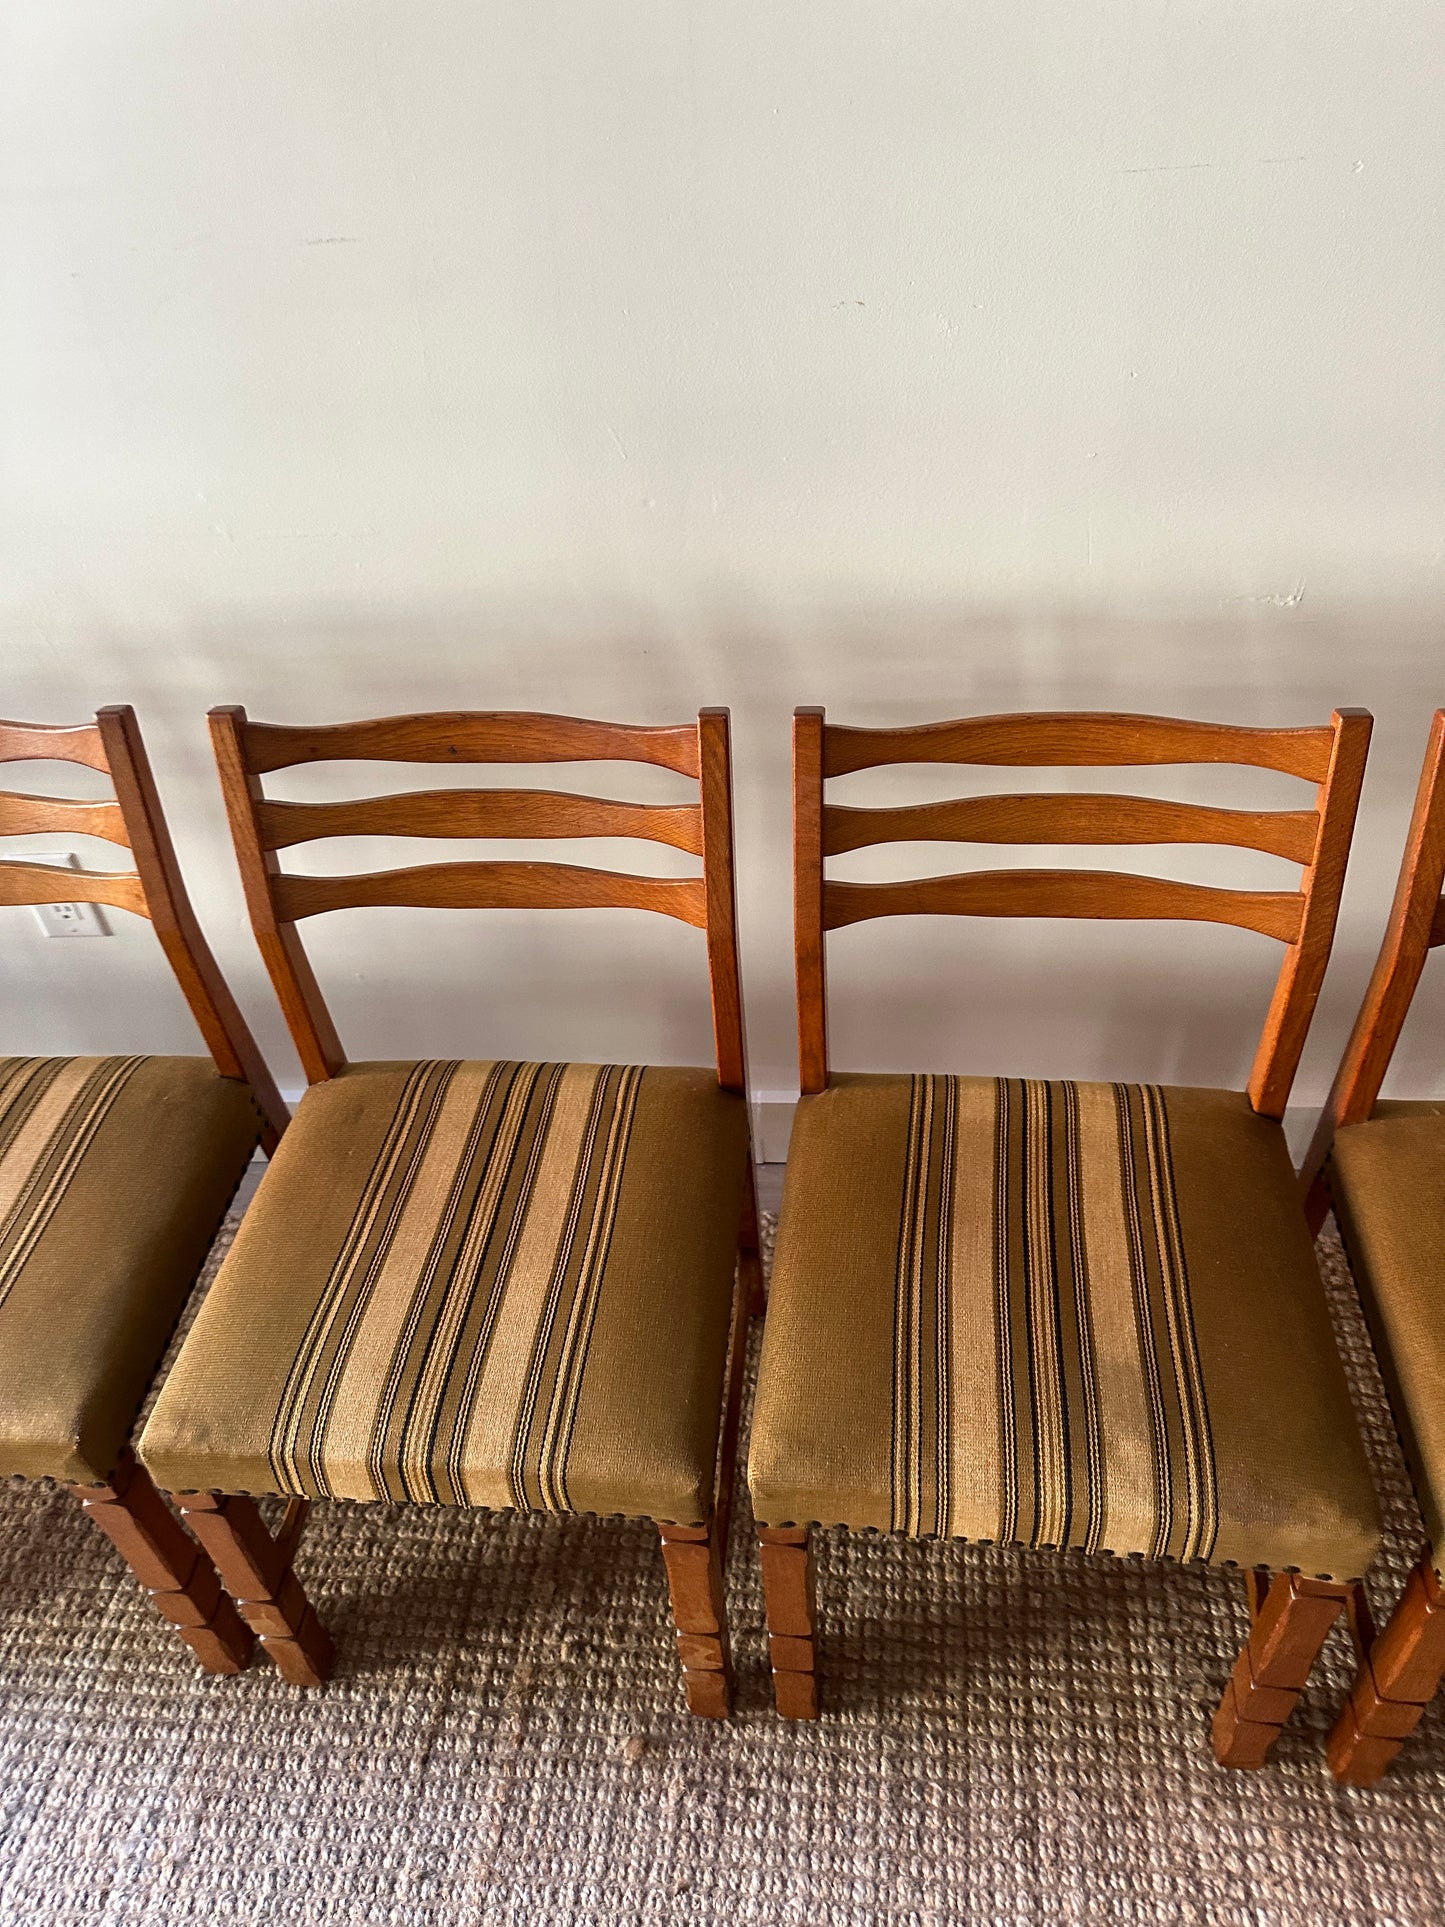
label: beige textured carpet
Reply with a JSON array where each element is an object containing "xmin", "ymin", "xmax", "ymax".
[{"xmin": 2, "ymin": 1217, "xmax": 1444, "ymax": 1927}]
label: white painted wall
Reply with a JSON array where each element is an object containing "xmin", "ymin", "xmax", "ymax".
[{"xmin": 3, "ymin": 3, "xmax": 1443, "ymax": 1154}]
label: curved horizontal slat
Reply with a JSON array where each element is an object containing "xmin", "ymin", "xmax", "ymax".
[
  {"xmin": 0, "ymin": 791, "xmax": 131, "ymax": 846},
  {"xmin": 273, "ymin": 861, "xmax": 708, "ymax": 928},
  {"xmin": 823, "ymin": 869, "xmax": 1305, "ymax": 942},
  {"xmin": 257, "ymin": 788, "xmax": 704, "ymax": 855},
  {"xmin": 0, "ymin": 860, "xmax": 148, "ymax": 918},
  {"xmin": 823, "ymin": 713, "xmax": 1334, "ymax": 783},
  {"xmin": 0, "ymin": 719, "xmax": 110, "ymax": 772},
  {"xmin": 242, "ymin": 712, "xmax": 701, "ymax": 778},
  {"xmin": 825, "ymin": 793, "xmax": 1319, "ymax": 864}
]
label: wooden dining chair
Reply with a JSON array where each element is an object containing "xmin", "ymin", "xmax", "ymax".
[
  {"xmin": 749, "ymin": 705, "xmax": 1380, "ymax": 1766},
  {"xmin": 1298, "ymin": 710, "xmax": 1445, "ymax": 1784},
  {"xmin": 0, "ymin": 706, "xmax": 288, "ymax": 1672},
  {"xmin": 138, "ymin": 707, "xmax": 760, "ymax": 1712}
]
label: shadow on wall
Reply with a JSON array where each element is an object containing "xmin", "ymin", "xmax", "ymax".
[{"xmin": 7, "ymin": 596, "xmax": 1443, "ymax": 1111}]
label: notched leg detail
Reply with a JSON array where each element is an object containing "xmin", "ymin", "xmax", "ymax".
[
  {"xmin": 176, "ymin": 1492, "xmax": 334, "ymax": 1686},
  {"xmin": 758, "ymin": 1526, "xmax": 819, "ymax": 1718},
  {"xmin": 1212, "ymin": 1571, "xmax": 1348, "ymax": 1768},
  {"xmin": 1328, "ymin": 1555, "xmax": 1445, "ymax": 1785},
  {"xmin": 659, "ymin": 1519, "xmax": 732, "ymax": 1718},
  {"xmin": 73, "ymin": 1450, "xmax": 252, "ymax": 1675}
]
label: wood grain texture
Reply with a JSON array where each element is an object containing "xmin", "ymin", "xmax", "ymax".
[
  {"xmin": 272, "ymin": 860, "xmax": 709, "ymax": 927},
  {"xmin": 794, "ymin": 708, "xmax": 830, "ymax": 1095},
  {"xmin": 257, "ymin": 789, "xmax": 704, "ymax": 855},
  {"xmin": 697, "ymin": 708, "xmax": 749, "ymax": 1095},
  {"xmin": 0, "ymin": 791, "xmax": 130, "ymax": 845},
  {"xmin": 177, "ymin": 1492, "xmax": 335, "ymax": 1687},
  {"xmin": 658, "ymin": 1520, "xmax": 732, "ymax": 1719},
  {"xmin": 1247, "ymin": 708, "xmax": 1372, "ymax": 1118},
  {"xmin": 97, "ymin": 707, "xmax": 291, "ymax": 1141},
  {"xmin": 242, "ymin": 711, "xmax": 702, "ymax": 778},
  {"xmin": 758, "ymin": 1527, "xmax": 820, "ymax": 1719},
  {"xmin": 1212, "ymin": 1572, "xmax": 1350, "ymax": 1768},
  {"xmin": 1328, "ymin": 1555, "xmax": 1445, "ymax": 1784},
  {"xmin": 0, "ymin": 858, "xmax": 149, "ymax": 918},
  {"xmin": 0, "ymin": 718, "xmax": 111, "ymax": 772},
  {"xmin": 1302, "ymin": 711, "xmax": 1445, "ymax": 1188},
  {"xmin": 823, "ymin": 712, "xmax": 1335, "ymax": 782},
  {"xmin": 210, "ymin": 707, "xmax": 346, "ymax": 1085},
  {"xmin": 824, "ymin": 793, "xmax": 1319, "ymax": 863},
  {"xmin": 72, "ymin": 1452, "xmax": 253, "ymax": 1676},
  {"xmin": 823, "ymin": 869, "xmax": 1306, "ymax": 942}
]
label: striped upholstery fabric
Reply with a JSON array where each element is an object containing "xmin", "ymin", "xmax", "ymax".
[
  {"xmin": 749, "ymin": 1074, "xmax": 1379, "ymax": 1582},
  {"xmin": 141, "ymin": 1061, "xmax": 751, "ymax": 1524},
  {"xmin": 1330, "ymin": 1106, "xmax": 1445, "ymax": 1580},
  {"xmin": 0, "ymin": 1056, "xmax": 263, "ymax": 1484}
]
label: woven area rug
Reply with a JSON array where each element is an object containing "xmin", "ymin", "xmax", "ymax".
[{"xmin": 2, "ymin": 1215, "xmax": 1443, "ymax": 1927}]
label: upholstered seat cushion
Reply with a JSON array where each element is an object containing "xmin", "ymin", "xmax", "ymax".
[
  {"xmin": 1329, "ymin": 1103, "xmax": 1445, "ymax": 1579},
  {"xmin": 140, "ymin": 1061, "xmax": 751, "ymax": 1524},
  {"xmin": 0, "ymin": 1056, "xmax": 262, "ymax": 1484},
  {"xmin": 749, "ymin": 1075, "xmax": 1379, "ymax": 1582}
]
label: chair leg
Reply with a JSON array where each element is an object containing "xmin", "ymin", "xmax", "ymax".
[
  {"xmin": 1212, "ymin": 1571, "xmax": 1350, "ymax": 1768},
  {"xmin": 758, "ymin": 1525, "xmax": 819, "ymax": 1718},
  {"xmin": 740, "ymin": 1161, "xmax": 766, "ymax": 1320},
  {"xmin": 71, "ymin": 1450, "xmax": 253, "ymax": 1675},
  {"xmin": 658, "ymin": 1519, "xmax": 732, "ymax": 1718},
  {"xmin": 1328, "ymin": 1554, "xmax": 1445, "ymax": 1785},
  {"xmin": 174, "ymin": 1492, "xmax": 335, "ymax": 1686}
]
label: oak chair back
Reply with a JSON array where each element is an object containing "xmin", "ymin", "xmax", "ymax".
[
  {"xmin": 0, "ymin": 706, "xmax": 287, "ymax": 1143},
  {"xmin": 794, "ymin": 706, "xmax": 1372, "ymax": 1116},
  {"xmin": 1302, "ymin": 708, "xmax": 1445, "ymax": 1187},
  {"xmin": 210, "ymin": 706, "xmax": 748, "ymax": 1093}
]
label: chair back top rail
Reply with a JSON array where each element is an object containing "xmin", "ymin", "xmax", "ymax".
[
  {"xmin": 239, "ymin": 710, "xmax": 702, "ymax": 777},
  {"xmin": 1303, "ymin": 709, "xmax": 1445, "ymax": 1181},
  {"xmin": 211, "ymin": 705, "xmax": 748, "ymax": 1097},
  {"xmin": 825, "ymin": 792, "xmax": 1318, "ymax": 863},
  {"xmin": 0, "ymin": 718, "xmax": 112, "ymax": 773},
  {"xmin": 0, "ymin": 708, "xmax": 288, "ymax": 1140},
  {"xmin": 794, "ymin": 705, "xmax": 1372, "ymax": 1116},
  {"xmin": 822, "ymin": 711, "xmax": 1335, "ymax": 782},
  {"xmin": 257, "ymin": 788, "xmax": 703, "ymax": 855}
]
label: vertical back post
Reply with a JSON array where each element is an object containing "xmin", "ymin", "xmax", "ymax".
[
  {"xmin": 1301, "ymin": 708, "xmax": 1445, "ymax": 1186},
  {"xmin": 95, "ymin": 706, "xmax": 290, "ymax": 1147},
  {"xmin": 209, "ymin": 706, "xmax": 345, "ymax": 1084},
  {"xmin": 794, "ymin": 706, "xmax": 829, "ymax": 1094},
  {"xmin": 1247, "ymin": 708, "xmax": 1373, "ymax": 1118},
  {"xmin": 697, "ymin": 707, "xmax": 748, "ymax": 1095}
]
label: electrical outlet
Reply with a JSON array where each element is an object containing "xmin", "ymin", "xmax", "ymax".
[{"xmin": 30, "ymin": 853, "xmax": 110, "ymax": 938}]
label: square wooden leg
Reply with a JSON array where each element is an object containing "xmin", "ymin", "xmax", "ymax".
[
  {"xmin": 659, "ymin": 1519, "xmax": 732, "ymax": 1718},
  {"xmin": 72, "ymin": 1451, "xmax": 253, "ymax": 1675},
  {"xmin": 758, "ymin": 1526, "xmax": 819, "ymax": 1718},
  {"xmin": 1212, "ymin": 1571, "xmax": 1348, "ymax": 1769},
  {"xmin": 175, "ymin": 1492, "xmax": 334, "ymax": 1686},
  {"xmin": 1328, "ymin": 1555, "xmax": 1445, "ymax": 1785}
]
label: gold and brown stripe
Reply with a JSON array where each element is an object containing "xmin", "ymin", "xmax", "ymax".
[
  {"xmin": 265, "ymin": 1061, "xmax": 650, "ymax": 1508},
  {"xmin": 888, "ymin": 1075, "xmax": 1219, "ymax": 1561},
  {"xmin": 0, "ymin": 1057, "xmax": 146, "ymax": 1315}
]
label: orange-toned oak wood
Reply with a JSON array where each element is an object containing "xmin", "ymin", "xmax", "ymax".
[
  {"xmin": 258, "ymin": 789, "xmax": 704, "ymax": 854},
  {"xmin": 794, "ymin": 704, "xmax": 1370, "ymax": 1118},
  {"xmin": 178, "ymin": 1493, "xmax": 334, "ymax": 1687},
  {"xmin": 825, "ymin": 792, "xmax": 1320, "ymax": 864},
  {"xmin": 1211, "ymin": 1573, "xmax": 1351, "ymax": 1768},
  {"xmin": 822, "ymin": 712, "xmax": 1335, "ymax": 782},
  {"xmin": 824, "ymin": 871, "xmax": 1305, "ymax": 943},
  {"xmin": 0, "ymin": 718, "xmax": 111, "ymax": 772},
  {"xmin": 758, "ymin": 1527, "xmax": 819, "ymax": 1718},
  {"xmin": 1303, "ymin": 709, "xmax": 1445, "ymax": 1199},
  {"xmin": 72, "ymin": 1452, "xmax": 253, "ymax": 1676},
  {"xmin": 204, "ymin": 703, "xmax": 758, "ymax": 1713},
  {"xmin": 1328, "ymin": 1555, "xmax": 1445, "ymax": 1784}
]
